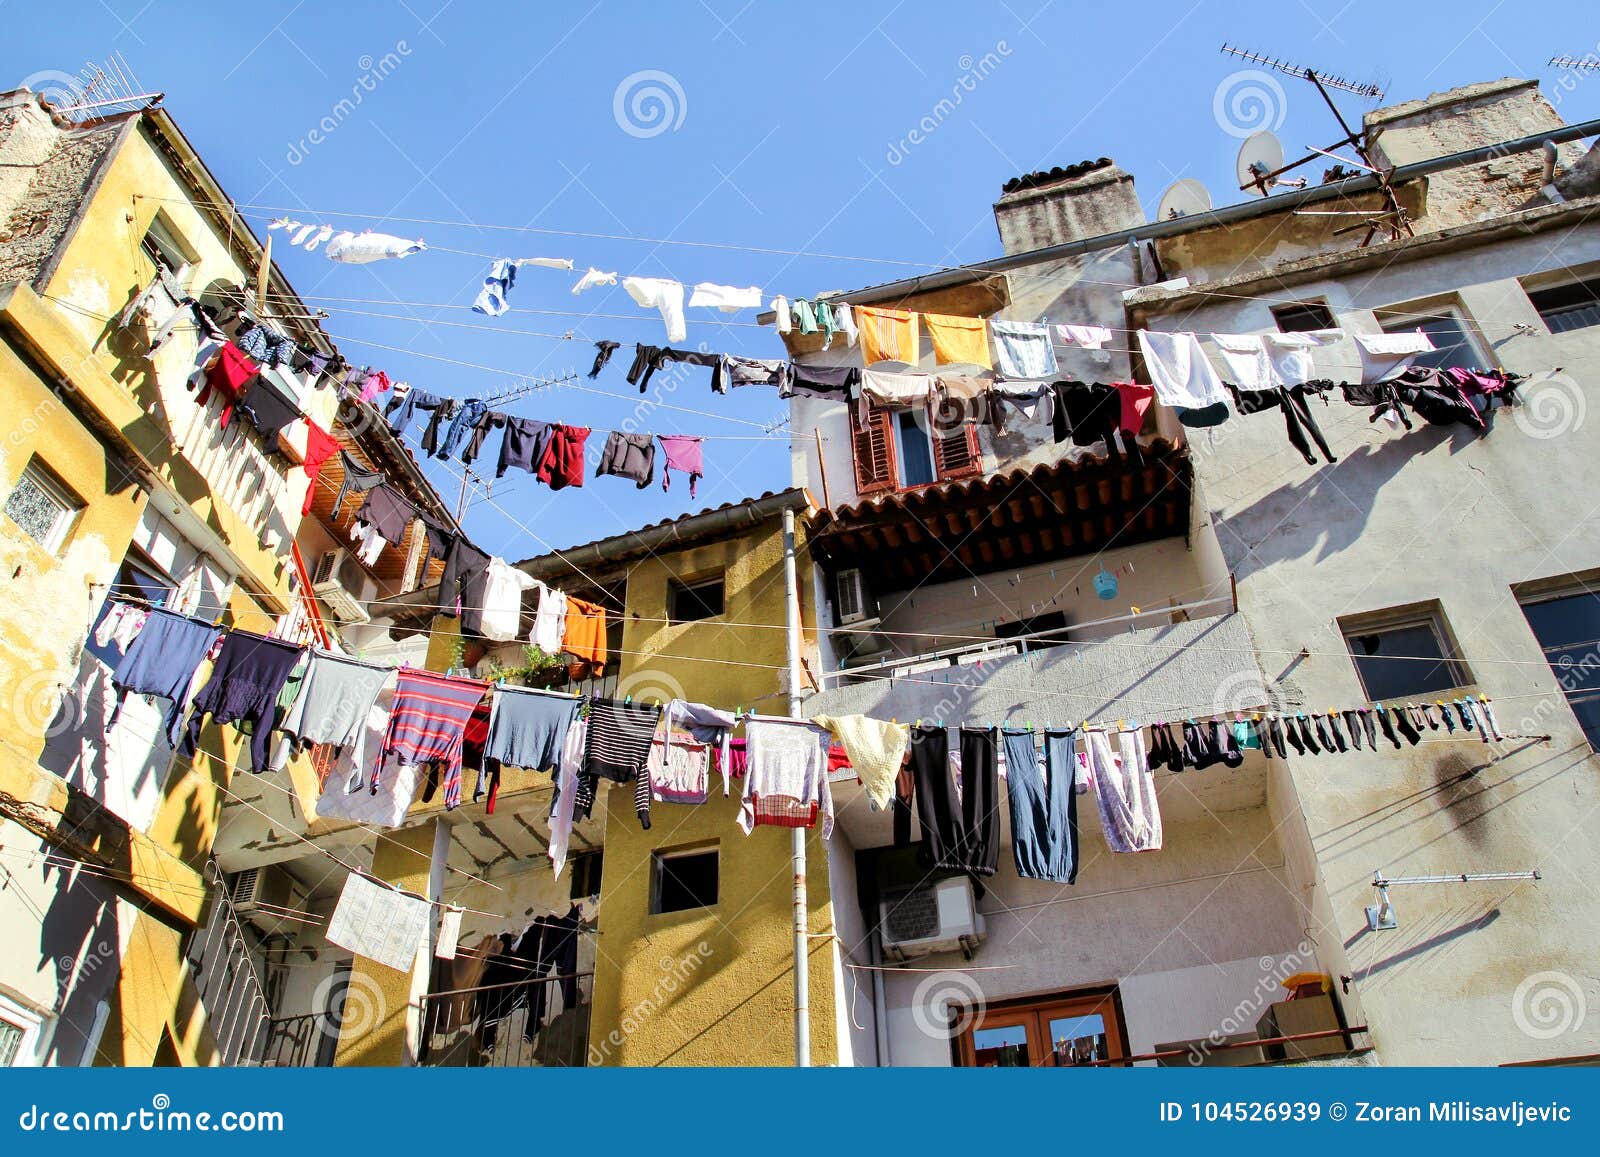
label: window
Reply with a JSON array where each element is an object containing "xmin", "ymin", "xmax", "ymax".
[
  {"xmin": 1272, "ymin": 300, "xmax": 1336, "ymax": 332},
  {"xmin": 851, "ymin": 399, "xmax": 983, "ymax": 497},
  {"xmin": 957, "ymin": 988, "xmax": 1127, "ymax": 1068},
  {"xmin": 1380, "ymin": 308, "xmax": 1489, "ymax": 372},
  {"xmin": 0, "ymin": 1020, "xmax": 22, "ymax": 1067},
  {"xmin": 4, "ymin": 458, "xmax": 83, "ymax": 554},
  {"xmin": 569, "ymin": 851, "xmax": 604, "ymax": 900},
  {"xmin": 667, "ymin": 574, "xmax": 725, "ymax": 623},
  {"xmin": 0, "ymin": 995, "xmax": 44, "ymax": 1067},
  {"xmin": 895, "ymin": 411, "xmax": 937, "ymax": 488},
  {"xmin": 1340, "ymin": 605, "xmax": 1471, "ymax": 701},
  {"xmin": 1516, "ymin": 585, "xmax": 1600, "ymax": 751},
  {"xmin": 139, "ymin": 211, "xmax": 197, "ymax": 283},
  {"xmin": 651, "ymin": 845, "xmax": 718, "ymax": 914},
  {"xmin": 1526, "ymin": 276, "xmax": 1600, "ymax": 334}
]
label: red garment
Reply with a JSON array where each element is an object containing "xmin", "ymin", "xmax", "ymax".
[
  {"xmin": 537, "ymin": 425, "xmax": 591, "ymax": 491},
  {"xmin": 727, "ymin": 737, "xmax": 748, "ymax": 778},
  {"xmin": 300, "ymin": 422, "xmax": 340, "ymax": 515},
  {"xmin": 828, "ymin": 743, "xmax": 853, "ymax": 774},
  {"xmin": 1115, "ymin": 381, "xmax": 1155, "ymax": 435},
  {"xmin": 196, "ymin": 342, "xmax": 258, "ymax": 428}
]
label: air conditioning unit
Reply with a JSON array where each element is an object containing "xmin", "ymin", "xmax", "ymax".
[
  {"xmin": 312, "ymin": 549, "xmax": 373, "ymax": 624},
  {"xmin": 835, "ymin": 567, "xmax": 877, "ymax": 625},
  {"xmin": 229, "ymin": 864, "xmax": 308, "ymax": 938},
  {"xmin": 879, "ymin": 877, "xmax": 986, "ymax": 960}
]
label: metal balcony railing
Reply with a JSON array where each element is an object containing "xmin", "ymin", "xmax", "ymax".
[{"xmin": 415, "ymin": 973, "xmax": 593, "ymax": 1068}]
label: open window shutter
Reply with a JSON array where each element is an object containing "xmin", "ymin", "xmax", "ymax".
[
  {"xmin": 851, "ymin": 399, "xmax": 898, "ymax": 495},
  {"xmin": 931, "ymin": 416, "xmax": 982, "ymax": 481}
]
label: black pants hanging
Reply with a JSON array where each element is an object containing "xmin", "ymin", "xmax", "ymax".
[{"xmin": 958, "ymin": 727, "xmax": 1000, "ymax": 878}]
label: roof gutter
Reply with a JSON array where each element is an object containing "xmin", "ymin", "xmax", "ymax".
[{"xmin": 826, "ymin": 116, "xmax": 1600, "ymax": 307}]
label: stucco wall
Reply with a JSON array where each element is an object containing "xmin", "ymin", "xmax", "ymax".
[{"xmin": 1148, "ymin": 221, "xmax": 1600, "ymax": 1065}]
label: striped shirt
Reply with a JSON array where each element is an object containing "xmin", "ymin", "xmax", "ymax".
[
  {"xmin": 376, "ymin": 669, "xmax": 489, "ymax": 810},
  {"xmin": 583, "ymin": 696, "xmax": 661, "ymax": 786}
]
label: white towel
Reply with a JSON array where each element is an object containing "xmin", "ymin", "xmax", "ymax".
[
  {"xmin": 624, "ymin": 276, "xmax": 687, "ymax": 342},
  {"xmin": 1137, "ymin": 330, "xmax": 1227, "ymax": 409},
  {"xmin": 687, "ymin": 282, "xmax": 762, "ymax": 312},
  {"xmin": 1086, "ymin": 728, "xmax": 1162, "ymax": 852},
  {"xmin": 1055, "ymin": 323, "xmax": 1114, "ymax": 349},
  {"xmin": 860, "ymin": 367, "xmax": 934, "ymax": 407},
  {"xmin": 1353, "ymin": 330, "xmax": 1436, "ymax": 383}
]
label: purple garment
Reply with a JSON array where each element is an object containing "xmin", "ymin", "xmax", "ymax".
[
  {"xmin": 109, "ymin": 608, "xmax": 222, "ymax": 746},
  {"xmin": 657, "ymin": 435, "xmax": 704, "ymax": 499},
  {"xmin": 180, "ymin": 631, "xmax": 305, "ymax": 773}
]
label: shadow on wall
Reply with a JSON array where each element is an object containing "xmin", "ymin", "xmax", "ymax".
[{"xmin": 1213, "ymin": 422, "xmax": 1491, "ymax": 582}]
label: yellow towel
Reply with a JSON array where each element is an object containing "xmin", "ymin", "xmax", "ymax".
[
  {"xmin": 925, "ymin": 312, "xmax": 992, "ymax": 368},
  {"xmin": 856, "ymin": 305, "xmax": 920, "ymax": 365},
  {"xmin": 812, "ymin": 713, "xmax": 911, "ymax": 809}
]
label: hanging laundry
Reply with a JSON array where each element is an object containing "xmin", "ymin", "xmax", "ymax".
[
  {"xmin": 657, "ymin": 434, "xmax": 704, "ymax": 498},
  {"xmin": 815, "ymin": 300, "xmax": 840, "ymax": 348},
  {"xmin": 622, "ymin": 276, "xmax": 687, "ymax": 343},
  {"xmin": 589, "ymin": 340, "xmax": 620, "ymax": 378},
  {"xmin": 1137, "ymin": 330, "xmax": 1228, "ymax": 416},
  {"xmin": 277, "ymin": 650, "xmax": 394, "ymax": 771},
  {"xmin": 324, "ymin": 872, "xmax": 432, "ymax": 974},
  {"xmin": 478, "ymin": 687, "xmax": 581, "ymax": 809},
  {"xmin": 1086, "ymin": 726, "xmax": 1162, "ymax": 852},
  {"xmin": 562, "ymin": 597, "xmax": 608, "ymax": 668},
  {"xmin": 332, "ymin": 451, "xmax": 385, "ymax": 519},
  {"xmin": 860, "ymin": 367, "xmax": 934, "ymax": 408},
  {"xmin": 991, "ymin": 319, "xmax": 1058, "ymax": 379},
  {"xmin": 833, "ymin": 301, "xmax": 858, "ymax": 347},
  {"xmin": 739, "ymin": 715, "xmax": 835, "ymax": 837},
  {"xmin": 1114, "ymin": 381, "xmax": 1155, "ymax": 435},
  {"xmin": 595, "ymin": 431, "xmax": 656, "ymax": 488},
  {"xmin": 479, "ymin": 558, "xmax": 538, "ymax": 643},
  {"xmin": 515, "ymin": 256, "xmax": 574, "ymax": 271},
  {"xmin": 1055, "ymin": 323, "xmax": 1114, "ymax": 350},
  {"xmin": 1051, "ymin": 382, "xmax": 1122, "ymax": 448},
  {"xmin": 1353, "ymin": 330, "xmax": 1436, "ymax": 383},
  {"xmin": 583, "ymin": 697, "xmax": 662, "ymax": 801},
  {"xmin": 1146, "ymin": 722, "xmax": 1185, "ymax": 771},
  {"xmin": 721, "ymin": 354, "xmax": 790, "ymax": 394},
  {"xmin": 782, "ymin": 363, "xmax": 860, "ymax": 401},
  {"xmin": 529, "ymin": 582, "xmax": 568, "ymax": 654},
  {"xmin": 435, "ymin": 398, "xmax": 487, "ymax": 461},
  {"xmin": 856, "ymin": 305, "xmax": 920, "ymax": 365},
  {"xmin": 790, "ymin": 298, "xmax": 819, "ymax": 335},
  {"xmin": 496, "ymin": 416, "xmax": 555, "ymax": 480},
  {"xmin": 687, "ymin": 282, "xmax": 762, "ymax": 312},
  {"xmin": 193, "ymin": 342, "xmax": 258, "ymax": 427},
  {"xmin": 384, "ymin": 386, "xmax": 440, "ymax": 438},
  {"xmin": 93, "ymin": 601, "xmax": 149, "ymax": 654},
  {"xmin": 636, "ymin": 700, "xmax": 738, "ymax": 826},
  {"xmin": 548, "ymin": 713, "xmax": 587, "ymax": 879},
  {"xmin": 460, "ymin": 409, "xmax": 506, "ymax": 465},
  {"xmin": 1004, "ymin": 727, "xmax": 1080, "ymax": 883},
  {"xmin": 537, "ymin": 424, "xmax": 590, "ymax": 490},
  {"xmin": 1226, "ymin": 382, "xmax": 1338, "ymax": 465},
  {"xmin": 373, "ymin": 669, "xmax": 488, "ymax": 811},
  {"xmin": 299, "ymin": 421, "xmax": 340, "ymax": 515},
  {"xmin": 812, "ymin": 714, "xmax": 910, "ymax": 810},
  {"xmin": 472, "ymin": 258, "xmax": 517, "ymax": 316},
  {"xmin": 324, "ymin": 230, "xmax": 426, "ymax": 264},
  {"xmin": 925, "ymin": 312, "xmax": 992, "ymax": 368},
  {"xmin": 935, "ymin": 373, "xmax": 1000, "ymax": 431},
  {"xmin": 572, "ymin": 267, "xmax": 618, "ymax": 294},
  {"xmin": 628, "ymin": 345, "xmax": 723, "ymax": 393},
  {"xmin": 992, "ymin": 380, "xmax": 1054, "ymax": 430},
  {"xmin": 357, "ymin": 368, "xmax": 392, "ymax": 404},
  {"xmin": 354, "ymin": 485, "xmax": 416, "ymax": 546},
  {"xmin": 108, "ymin": 609, "xmax": 221, "ymax": 747},
  {"xmin": 438, "ymin": 536, "xmax": 492, "ymax": 630},
  {"xmin": 771, "ymin": 295, "xmax": 791, "ymax": 334},
  {"xmin": 179, "ymin": 630, "xmax": 304, "ymax": 774},
  {"xmin": 904, "ymin": 726, "xmax": 998, "ymax": 874},
  {"xmin": 235, "ymin": 378, "xmax": 302, "ymax": 445}
]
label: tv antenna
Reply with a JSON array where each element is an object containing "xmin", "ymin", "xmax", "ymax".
[
  {"xmin": 1548, "ymin": 56, "xmax": 1600, "ymax": 71},
  {"xmin": 1219, "ymin": 44, "xmax": 1411, "ymax": 246}
]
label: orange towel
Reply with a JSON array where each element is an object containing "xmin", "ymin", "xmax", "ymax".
[
  {"xmin": 924, "ymin": 313, "xmax": 992, "ymax": 368},
  {"xmin": 563, "ymin": 597, "xmax": 608, "ymax": 665},
  {"xmin": 856, "ymin": 305, "xmax": 920, "ymax": 365}
]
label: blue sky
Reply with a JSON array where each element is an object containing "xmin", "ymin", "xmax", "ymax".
[{"xmin": 8, "ymin": 1, "xmax": 1596, "ymax": 560}]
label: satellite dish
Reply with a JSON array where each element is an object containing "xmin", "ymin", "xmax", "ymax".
[
  {"xmin": 1237, "ymin": 130, "xmax": 1286, "ymax": 196},
  {"xmin": 1156, "ymin": 178, "xmax": 1213, "ymax": 221}
]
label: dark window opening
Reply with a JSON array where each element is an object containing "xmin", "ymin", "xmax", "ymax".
[
  {"xmin": 1271, "ymin": 301, "xmax": 1336, "ymax": 332},
  {"xmin": 1380, "ymin": 311, "xmax": 1485, "ymax": 372},
  {"xmin": 1341, "ymin": 608, "xmax": 1470, "ymax": 701},
  {"xmin": 651, "ymin": 847, "xmax": 718, "ymax": 914},
  {"xmin": 569, "ymin": 851, "xmax": 604, "ymax": 900},
  {"xmin": 896, "ymin": 410, "xmax": 937, "ymax": 489},
  {"xmin": 1526, "ymin": 277, "xmax": 1600, "ymax": 335},
  {"xmin": 668, "ymin": 575, "xmax": 725, "ymax": 623},
  {"xmin": 995, "ymin": 611, "xmax": 1069, "ymax": 643},
  {"xmin": 1517, "ymin": 587, "xmax": 1600, "ymax": 751}
]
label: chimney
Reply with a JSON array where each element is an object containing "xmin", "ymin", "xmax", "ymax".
[{"xmin": 992, "ymin": 158, "xmax": 1144, "ymax": 255}]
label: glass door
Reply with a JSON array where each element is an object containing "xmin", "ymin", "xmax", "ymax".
[{"xmin": 961, "ymin": 990, "xmax": 1125, "ymax": 1068}]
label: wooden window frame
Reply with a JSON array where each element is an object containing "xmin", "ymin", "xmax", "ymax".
[
  {"xmin": 850, "ymin": 397, "xmax": 982, "ymax": 497},
  {"xmin": 955, "ymin": 984, "xmax": 1129, "ymax": 1068}
]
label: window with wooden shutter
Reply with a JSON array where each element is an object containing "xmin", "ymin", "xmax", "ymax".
[
  {"xmin": 931, "ymin": 415, "xmax": 982, "ymax": 481},
  {"xmin": 851, "ymin": 398, "xmax": 898, "ymax": 495}
]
